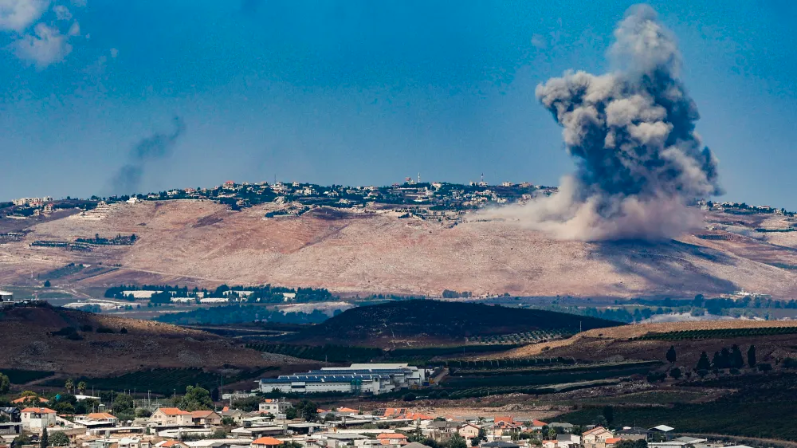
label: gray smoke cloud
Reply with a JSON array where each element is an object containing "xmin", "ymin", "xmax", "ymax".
[
  {"xmin": 109, "ymin": 117, "xmax": 186, "ymax": 195},
  {"xmin": 485, "ymin": 5, "xmax": 721, "ymax": 241}
]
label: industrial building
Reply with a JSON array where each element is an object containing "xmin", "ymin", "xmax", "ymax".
[{"xmin": 256, "ymin": 363, "xmax": 426, "ymax": 395}]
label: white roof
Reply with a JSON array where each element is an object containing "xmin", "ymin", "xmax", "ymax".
[
  {"xmin": 651, "ymin": 425, "xmax": 675, "ymax": 432},
  {"xmin": 0, "ymin": 291, "xmax": 13, "ymax": 295}
]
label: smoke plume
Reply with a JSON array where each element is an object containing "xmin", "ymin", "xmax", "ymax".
[
  {"xmin": 109, "ymin": 117, "xmax": 186, "ymax": 195},
  {"xmin": 487, "ymin": 5, "xmax": 721, "ymax": 241}
]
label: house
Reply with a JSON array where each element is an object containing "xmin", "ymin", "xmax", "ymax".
[
  {"xmin": 556, "ymin": 434, "xmax": 581, "ymax": 448},
  {"xmin": 259, "ymin": 399, "xmax": 293, "ymax": 417},
  {"xmin": 156, "ymin": 441, "xmax": 188, "ymax": 448},
  {"xmin": 20, "ymin": 408, "xmax": 57, "ymax": 431},
  {"xmin": 605, "ymin": 438, "xmax": 622, "ymax": 448},
  {"xmin": 457, "ymin": 423, "xmax": 481, "ymax": 440},
  {"xmin": 649, "ymin": 437, "xmax": 707, "ymax": 448},
  {"xmin": 528, "ymin": 420, "xmax": 548, "ymax": 431},
  {"xmin": 191, "ymin": 410, "xmax": 222, "ymax": 426},
  {"xmin": 251, "ymin": 437, "xmax": 283, "ymax": 448},
  {"xmin": 376, "ymin": 433, "xmax": 408, "ymax": 446},
  {"xmin": 220, "ymin": 409, "xmax": 245, "ymax": 424},
  {"xmin": 493, "ymin": 417, "xmax": 521, "ymax": 438},
  {"xmin": 76, "ymin": 412, "xmax": 119, "ymax": 428},
  {"xmin": 150, "ymin": 408, "xmax": 193, "ymax": 426},
  {"xmin": 582, "ymin": 427, "xmax": 614, "ymax": 448},
  {"xmin": 617, "ymin": 428, "xmax": 649, "ymax": 441},
  {"xmin": 12, "ymin": 396, "xmax": 49, "ymax": 405},
  {"xmin": 543, "ymin": 441, "xmax": 557, "ymax": 448},
  {"xmin": 119, "ymin": 437, "xmax": 151, "ymax": 448}
]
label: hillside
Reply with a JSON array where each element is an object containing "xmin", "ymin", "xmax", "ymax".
[
  {"xmin": 0, "ymin": 303, "xmax": 313, "ymax": 379},
  {"xmin": 488, "ymin": 319, "xmax": 797, "ymax": 366},
  {"xmin": 2, "ymin": 200, "xmax": 797, "ymax": 298},
  {"xmin": 284, "ymin": 299, "xmax": 621, "ymax": 347}
]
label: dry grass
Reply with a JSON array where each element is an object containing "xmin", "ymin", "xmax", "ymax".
[{"xmin": 2, "ymin": 200, "xmax": 797, "ymax": 298}]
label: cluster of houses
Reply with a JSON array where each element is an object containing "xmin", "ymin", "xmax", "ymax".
[{"xmin": 0, "ymin": 400, "xmax": 755, "ymax": 448}]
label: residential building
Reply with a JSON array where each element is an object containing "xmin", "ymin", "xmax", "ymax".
[
  {"xmin": 149, "ymin": 408, "xmax": 193, "ymax": 426},
  {"xmin": 481, "ymin": 442, "xmax": 520, "ymax": 448},
  {"xmin": 457, "ymin": 423, "xmax": 481, "ymax": 440},
  {"xmin": 582, "ymin": 427, "xmax": 614, "ymax": 448},
  {"xmin": 191, "ymin": 411, "xmax": 222, "ymax": 426},
  {"xmin": 20, "ymin": 408, "xmax": 57, "ymax": 431},
  {"xmin": 251, "ymin": 437, "xmax": 283, "ymax": 448},
  {"xmin": 556, "ymin": 434, "xmax": 580, "ymax": 448},
  {"xmin": 258, "ymin": 399, "xmax": 293, "ymax": 417},
  {"xmin": 617, "ymin": 428, "xmax": 649, "ymax": 441},
  {"xmin": 74, "ymin": 413, "xmax": 119, "ymax": 429},
  {"xmin": 376, "ymin": 433, "xmax": 407, "ymax": 446}
]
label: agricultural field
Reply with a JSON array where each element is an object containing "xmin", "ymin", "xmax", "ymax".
[
  {"xmin": 245, "ymin": 343, "xmax": 520, "ymax": 364},
  {"xmin": 636, "ymin": 326, "xmax": 797, "ymax": 340},
  {"xmin": 437, "ymin": 360, "xmax": 661, "ymax": 399},
  {"xmin": 468, "ymin": 330, "xmax": 569, "ymax": 345}
]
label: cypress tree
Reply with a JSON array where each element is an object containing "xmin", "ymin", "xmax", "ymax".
[{"xmin": 748, "ymin": 345, "xmax": 757, "ymax": 367}]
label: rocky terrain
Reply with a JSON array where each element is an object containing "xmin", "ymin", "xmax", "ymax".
[{"xmin": 2, "ymin": 199, "xmax": 797, "ymax": 298}]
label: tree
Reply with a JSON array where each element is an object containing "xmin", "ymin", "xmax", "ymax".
[
  {"xmin": 77, "ymin": 381, "xmax": 87, "ymax": 394},
  {"xmin": 0, "ymin": 373, "xmax": 9, "ymax": 394},
  {"xmin": 292, "ymin": 400, "xmax": 318, "ymax": 422},
  {"xmin": 748, "ymin": 345, "xmax": 757, "ymax": 368},
  {"xmin": 446, "ymin": 435, "xmax": 467, "ymax": 448},
  {"xmin": 49, "ymin": 431, "xmax": 70, "ymax": 446},
  {"xmin": 602, "ymin": 406, "xmax": 614, "ymax": 427},
  {"xmin": 64, "ymin": 378, "xmax": 74, "ymax": 394},
  {"xmin": 696, "ymin": 351, "xmax": 711, "ymax": 371},
  {"xmin": 731, "ymin": 344, "xmax": 744, "ymax": 368},
  {"xmin": 178, "ymin": 385, "xmax": 213, "ymax": 411},
  {"xmin": 112, "ymin": 393, "xmax": 134, "ymax": 415},
  {"xmin": 44, "ymin": 280, "xmax": 51, "ymax": 288},
  {"xmin": 221, "ymin": 416, "xmax": 235, "ymax": 426},
  {"xmin": 666, "ymin": 346, "xmax": 677, "ymax": 364},
  {"xmin": 40, "ymin": 427, "xmax": 48, "ymax": 448},
  {"xmin": 669, "ymin": 367, "xmax": 682, "ymax": 380}
]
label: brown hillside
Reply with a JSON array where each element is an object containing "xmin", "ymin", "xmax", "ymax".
[
  {"xmin": 0, "ymin": 303, "xmax": 309, "ymax": 376},
  {"xmin": 2, "ymin": 200, "xmax": 797, "ymax": 298},
  {"xmin": 490, "ymin": 320, "xmax": 797, "ymax": 366}
]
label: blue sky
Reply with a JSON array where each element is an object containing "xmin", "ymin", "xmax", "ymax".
[{"xmin": 2, "ymin": 0, "xmax": 797, "ymax": 208}]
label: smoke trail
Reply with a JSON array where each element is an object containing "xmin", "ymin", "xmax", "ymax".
[
  {"xmin": 109, "ymin": 116, "xmax": 186, "ymax": 195},
  {"xmin": 485, "ymin": 5, "xmax": 721, "ymax": 241}
]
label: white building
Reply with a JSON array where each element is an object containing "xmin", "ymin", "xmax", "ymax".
[
  {"xmin": 258, "ymin": 399, "xmax": 293, "ymax": 417},
  {"xmin": 257, "ymin": 363, "xmax": 426, "ymax": 395},
  {"xmin": 20, "ymin": 407, "xmax": 57, "ymax": 431},
  {"xmin": 0, "ymin": 291, "xmax": 13, "ymax": 302}
]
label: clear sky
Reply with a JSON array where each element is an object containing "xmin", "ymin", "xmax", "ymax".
[{"xmin": 2, "ymin": 1, "xmax": 797, "ymax": 208}]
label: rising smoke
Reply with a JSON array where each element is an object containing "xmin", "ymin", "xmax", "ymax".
[
  {"xmin": 109, "ymin": 117, "xmax": 186, "ymax": 195},
  {"xmin": 486, "ymin": 5, "xmax": 721, "ymax": 241}
]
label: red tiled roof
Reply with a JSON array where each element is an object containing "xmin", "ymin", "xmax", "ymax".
[
  {"xmin": 157, "ymin": 407, "xmax": 191, "ymax": 416},
  {"xmin": 252, "ymin": 437, "xmax": 282, "ymax": 446},
  {"xmin": 583, "ymin": 427, "xmax": 608, "ymax": 436},
  {"xmin": 377, "ymin": 434, "xmax": 408, "ymax": 439},
  {"xmin": 21, "ymin": 407, "xmax": 55, "ymax": 414},
  {"xmin": 88, "ymin": 413, "xmax": 117, "ymax": 420},
  {"xmin": 531, "ymin": 420, "xmax": 548, "ymax": 427},
  {"xmin": 494, "ymin": 416, "xmax": 515, "ymax": 424},
  {"xmin": 13, "ymin": 397, "xmax": 49, "ymax": 404},
  {"xmin": 606, "ymin": 439, "xmax": 621, "ymax": 444},
  {"xmin": 337, "ymin": 407, "xmax": 359, "ymax": 413}
]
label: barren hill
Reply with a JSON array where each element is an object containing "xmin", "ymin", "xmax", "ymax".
[
  {"xmin": 0, "ymin": 303, "xmax": 311, "ymax": 376},
  {"xmin": 3, "ymin": 200, "xmax": 797, "ymax": 298}
]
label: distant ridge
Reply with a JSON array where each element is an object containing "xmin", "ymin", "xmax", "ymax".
[{"xmin": 285, "ymin": 299, "xmax": 621, "ymax": 347}]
